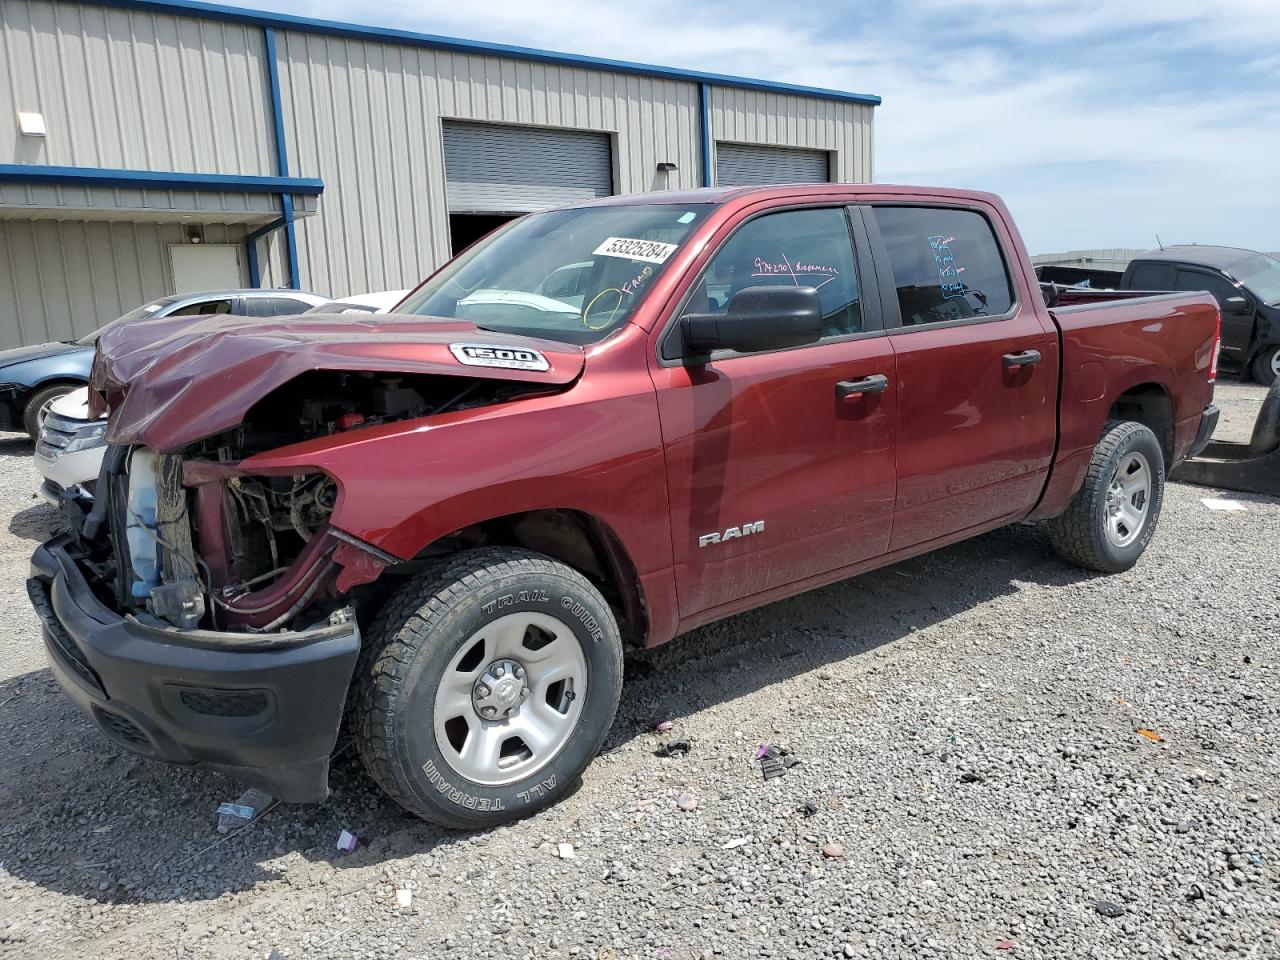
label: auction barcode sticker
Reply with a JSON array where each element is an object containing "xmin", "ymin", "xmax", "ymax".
[{"xmin": 592, "ymin": 236, "xmax": 678, "ymax": 264}]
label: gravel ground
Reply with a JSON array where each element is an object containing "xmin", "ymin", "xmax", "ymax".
[{"xmin": 0, "ymin": 382, "xmax": 1275, "ymax": 960}]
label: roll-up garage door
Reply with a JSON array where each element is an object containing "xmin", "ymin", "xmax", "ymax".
[
  {"xmin": 443, "ymin": 121, "xmax": 613, "ymax": 213},
  {"xmin": 715, "ymin": 143, "xmax": 830, "ymax": 186}
]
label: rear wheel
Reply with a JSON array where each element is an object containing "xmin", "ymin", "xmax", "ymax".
[
  {"xmin": 1047, "ymin": 420, "xmax": 1165, "ymax": 573},
  {"xmin": 1250, "ymin": 344, "xmax": 1279, "ymax": 387},
  {"xmin": 354, "ymin": 547, "xmax": 623, "ymax": 828},
  {"xmin": 22, "ymin": 383, "xmax": 78, "ymax": 440}
]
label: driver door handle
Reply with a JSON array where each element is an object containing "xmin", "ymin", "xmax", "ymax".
[
  {"xmin": 835, "ymin": 374, "xmax": 889, "ymax": 400},
  {"xmin": 1003, "ymin": 349, "xmax": 1042, "ymax": 368}
]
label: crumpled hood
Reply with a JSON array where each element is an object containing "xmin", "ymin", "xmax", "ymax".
[{"xmin": 90, "ymin": 312, "xmax": 586, "ymax": 451}]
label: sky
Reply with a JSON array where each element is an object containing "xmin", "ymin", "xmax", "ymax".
[{"xmin": 239, "ymin": 0, "xmax": 1280, "ymax": 255}]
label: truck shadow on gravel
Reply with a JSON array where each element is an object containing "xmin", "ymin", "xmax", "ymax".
[{"xmin": 0, "ymin": 522, "xmax": 1091, "ymax": 905}]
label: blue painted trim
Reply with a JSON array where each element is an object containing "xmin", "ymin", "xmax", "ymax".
[
  {"xmin": 281, "ymin": 194, "xmax": 300, "ymax": 291},
  {"xmin": 261, "ymin": 26, "xmax": 300, "ymax": 289},
  {"xmin": 699, "ymin": 83, "xmax": 713, "ymax": 188},
  {"xmin": 263, "ymin": 28, "xmax": 289, "ymax": 178},
  {"xmin": 0, "ymin": 163, "xmax": 322, "ymax": 194},
  {"xmin": 243, "ymin": 216, "xmax": 285, "ymax": 287},
  {"xmin": 91, "ymin": 0, "xmax": 881, "ymax": 107}
]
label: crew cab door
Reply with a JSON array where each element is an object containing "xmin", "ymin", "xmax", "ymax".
[
  {"xmin": 864, "ymin": 203, "xmax": 1058, "ymax": 550},
  {"xmin": 650, "ymin": 205, "xmax": 897, "ymax": 617}
]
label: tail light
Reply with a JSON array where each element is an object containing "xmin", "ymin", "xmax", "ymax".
[{"xmin": 1209, "ymin": 308, "xmax": 1221, "ymax": 382}]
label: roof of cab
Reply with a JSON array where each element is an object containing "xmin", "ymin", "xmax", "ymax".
[
  {"xmin": 573, "ymin": 183, "xmax": 1007, "ymax": 208},
  {"xmin": 1133, "ymin": 245, "xmax": 1268, "ymax": 270}
]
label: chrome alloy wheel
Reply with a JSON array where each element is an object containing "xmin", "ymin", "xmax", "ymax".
[
  {"xmin": 1103, "ymin": 450, "xmax": 1152, "ymax": 548},
  {"xmin": 433, "ymin": 611, "xmax": 587, "ymax": 786}
]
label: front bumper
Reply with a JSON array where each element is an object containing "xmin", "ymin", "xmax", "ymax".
[{"xmin": 28, "ymin": 534, "xmax": 362, "ymax": 802}]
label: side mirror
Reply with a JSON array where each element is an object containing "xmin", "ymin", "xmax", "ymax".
[
  {"xmin": 1223, "ymin": 295, "xmax": 1252, "ymax": 316},
  {"xmin": 681, "ymin": 285, "xmax": 824, "ymax": 356}
]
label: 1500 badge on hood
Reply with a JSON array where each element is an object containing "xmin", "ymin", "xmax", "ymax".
[{"xmin": 449, "ymin": 343, "xmax": 551, "ymax": 372}]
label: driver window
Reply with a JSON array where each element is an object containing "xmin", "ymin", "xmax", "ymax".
[{"xmin": 683, "ymin": 207, "xmax": 862, "ymax": 339}]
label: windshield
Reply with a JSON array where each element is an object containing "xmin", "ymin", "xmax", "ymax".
[
  {"xmin": 1234, "ymin": 254, "xmax": 1280, "ymax": 306},
  {"xmin": 397, "ymin": 204, "xmax": 713, "ymax": 344},
  {"xmin": 76, "ymin": 298, "xmax": 176, "ymax": 345}
]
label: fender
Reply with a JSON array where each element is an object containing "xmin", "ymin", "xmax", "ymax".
[{"xmin": 240, "ymin": 379, "xmax": 673, "ymax": 580}]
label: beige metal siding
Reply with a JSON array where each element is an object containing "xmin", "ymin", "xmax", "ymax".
[
  {"xmin": 709, "ymin": 87, "xmax": 873, "ymax": 184},
  {"xmin": 0, "ymin": 0, "xmax": 275, "ymax": 174},
  {"xmin": 276, "ymin": 33, "xmax": 702, "ymax": 298},
  {"xmin": 0, "ymin": 219, "xmax": 249, "ymax": 347}
]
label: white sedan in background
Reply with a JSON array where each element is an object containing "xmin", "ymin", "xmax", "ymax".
[{"xmin": 35, "ymin": 290, "xmax": 408, "ymax": 503}]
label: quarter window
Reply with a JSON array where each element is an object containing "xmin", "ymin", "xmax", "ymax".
[
  {"xmin": 681, "ymin": 207, "xmax": 862, "ymax": 342},
  {"xmin": 874, "ymin": 206, "xmax": 1014, "ymax": 326}
]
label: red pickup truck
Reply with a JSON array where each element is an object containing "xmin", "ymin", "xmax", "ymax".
[{"xmin": 30, "ymin": 185, "xmax": 1220, "ymax": 828}]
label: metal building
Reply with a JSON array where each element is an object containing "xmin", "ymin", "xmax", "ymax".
[{"xmin": 0, "ymin": 0, "xmax": 879, "ymax": 348}]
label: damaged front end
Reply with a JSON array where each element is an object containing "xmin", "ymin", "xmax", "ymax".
[{"xmin": 30, "ymin": 313, "xmax": 584, "ymax": 800}]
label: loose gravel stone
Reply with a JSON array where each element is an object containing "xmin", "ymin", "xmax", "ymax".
[{"xmin": 0, "ymin": 382, "xmax": 1275, "ymax": 960}]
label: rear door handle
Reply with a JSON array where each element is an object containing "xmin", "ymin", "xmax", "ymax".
[
  {"xmin": 1003, "ymin": 349, "xmax": 1042, "ymax": 368},
  {"xmin": 835, "ymin": 374, "xmax": 889, "ymax": 400}
]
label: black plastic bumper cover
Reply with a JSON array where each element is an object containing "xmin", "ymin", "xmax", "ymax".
[
  {"xmin": 29, "ymin": 535, "xmax": 361, "ymax": 803},
  {"xmin": 1188, "ymin": 403, "xmax": 1220, "ymax": 460}
]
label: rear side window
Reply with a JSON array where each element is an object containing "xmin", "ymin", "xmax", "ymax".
[
  {"xmin": 874, "ymin": 206, "xmax": 1014, "ymax": 326},
  {"xmin": 1125, "ymin": 262, "xmax": 1175, "ymax": 291},
  {"xmin": 248, "ymin": 297, "xmax": 315, "ymax": 317}
]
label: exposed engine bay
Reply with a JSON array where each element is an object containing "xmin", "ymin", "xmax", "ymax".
[{"xmin": 72, "ymin": 371, "xmax": 555, "ymax": 633}]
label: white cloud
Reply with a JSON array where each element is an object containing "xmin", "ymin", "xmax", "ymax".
[{"xmin": 249, "ymin": 0, "xmax": 1279, "ymax": 252}]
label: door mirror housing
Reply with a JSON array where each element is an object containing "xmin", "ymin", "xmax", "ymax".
[
  {"xmin": 681, "ymin": 285, "xmax": 824, "ymax": 355},
  {"xmin": 1223, "ymin": 295, "xmax": 1252, "ymax": 316}
]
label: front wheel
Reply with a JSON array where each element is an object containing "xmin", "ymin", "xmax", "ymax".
[
  {"xmin": 354, "ymin": 547, "xmax": 623, "ymax": 828},
  {"xmin": 22, "ymin": 383, "xmax": 78, "ymax": 440},
  {"xmin": 1047, "ymin": 420, "xmax": 1165, "ymax": 573},
  {"xmin": 1250, "ymin": 345, "xmax": 1279, "ymax": 387}
]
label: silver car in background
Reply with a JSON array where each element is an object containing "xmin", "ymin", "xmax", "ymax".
[{"xmin": 35, "ymin": 290, "xmax": 403, "ymax": 503}]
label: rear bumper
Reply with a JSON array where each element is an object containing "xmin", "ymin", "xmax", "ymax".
[
  {"xmin": 28, "ymin": 534, "xmax": 361, "ymax": 802},
  {"xmin": 1188, "ymin": 404, "xmax": 1220, "ymax": 460}
]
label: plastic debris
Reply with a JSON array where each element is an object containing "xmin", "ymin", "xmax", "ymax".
[
  {"xmin": 676, "ymin": 792, "xmax": 698, "ymax": 812},
  {"xmin": 655, "ymin": 720, "xmax": 675, "ymax": 733},
  {"xmin": 654, "ymin": 739, "xmax": 692, "ymax": 758},
  {"xmin": 556, "ymin": 842, "xmax": 575, "ymax": 859},
  {"xmin": 395, "ymin": 888, "xmax": 413, "ymax": 909},
  {"xmin": 721, "ymin": 836, "xmax": 750, "ymax": 850},
  {"xmin": 216, "ymin": 788, "xmax": 274, "ymax": 834},
  {"xmin": 995, "ymin": 938, "xmax": 1015, "ymax": 951},
  {"xmin": 1094, "ymin": 899, "xmax": 1125, "ymax": 918},
  {"xmin": 821, "ymin": 841, "xmax": 845, "ymax": 859},
  {"xmin": 756, "ymin": 744, "xmax": 800, "ymax": 779},
  {"xmin": 1136, "ymin": 728, "xmax": 1165, "ymax": 743},
  {"xmin": 1200, "ymin": 497, "xmax": 1247, "ymax": 512},
  {"xmin": 801, "ymin": 801, "xmax": 819, "ymax": 817},
  {"xmin": 336, "ymin": 829, "xmax": 358, "ymax": 852}
]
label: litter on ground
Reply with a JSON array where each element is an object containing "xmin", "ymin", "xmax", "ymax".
[{"xmin": 1200, "ymin": 498, "xmax": 1248, "ymax": 512}]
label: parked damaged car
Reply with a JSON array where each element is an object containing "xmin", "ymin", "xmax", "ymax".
[{"xmin": 30, "ymin": 185, "xmax": 1220, "ymax": 829}]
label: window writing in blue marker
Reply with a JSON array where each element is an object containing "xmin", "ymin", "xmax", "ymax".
[{"xmin": 929, "ymin": 234, "xmax": 968, "ymax": 299}]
